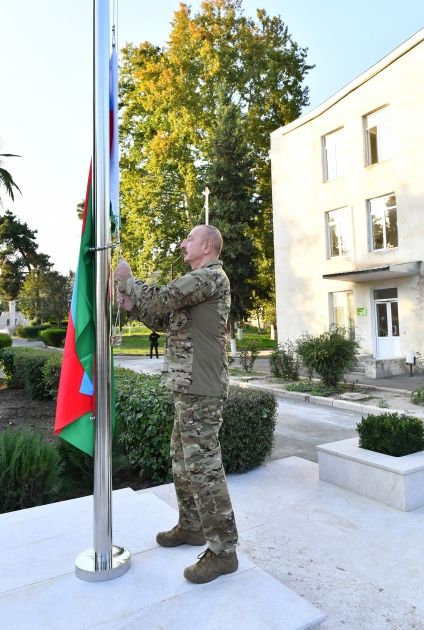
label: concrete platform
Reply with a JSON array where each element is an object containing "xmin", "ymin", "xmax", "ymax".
[{"xmin": 0, "ymin": 486, "xmax": 325, "ymax": 630}]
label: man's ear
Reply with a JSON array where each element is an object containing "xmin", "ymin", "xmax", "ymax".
[{"xmin": 204, "ymin": 239, "xmax": 212, "ymax": 254}]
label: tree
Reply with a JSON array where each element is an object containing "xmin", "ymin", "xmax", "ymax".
[
  {"xmin": 119, "ymin": 0, "xmax": 313, "ymax": 285},
  {"xmin": 18, "ymin": 270, "xmax": 71, "ymax": 324},
  {"xmin": 0, "ymin": 211, "xmax": 51, "ymax": 300},
  {"xmin": 206, "ymin": 96, "xmax": 257, "ymax": 326},
  {"xmin": 0, "ymin": 150, "xmax": 21, "ymax": 204}
]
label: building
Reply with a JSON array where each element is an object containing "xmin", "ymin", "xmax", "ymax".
[{"xmin": 271, "ymin": 29, "xmax": 424, "ymax": 378}]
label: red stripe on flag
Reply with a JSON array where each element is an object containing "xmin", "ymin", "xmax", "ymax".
[{"xmin": 54, "ymin": 314, "xmax": 93, "ymax": 434}]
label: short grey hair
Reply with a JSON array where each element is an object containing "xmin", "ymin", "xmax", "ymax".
[{"xmin": 201, "ymin": 224, "xmax": 223, "ymax": 255}]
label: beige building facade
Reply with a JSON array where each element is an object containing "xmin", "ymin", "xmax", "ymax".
[{"xmin": 271, "ymin": 29, "xmax": 424, "ymax": 377}]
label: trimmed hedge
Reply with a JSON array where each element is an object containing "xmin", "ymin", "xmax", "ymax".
[
  {"xmin": 115, "ymin": 369, "xmax": 174, "ymax": 484},
  {"xmin": 357, "ymin": 412, "xmax": 424, "ymax": 457},
  {"xmin": 14, "ymin": 324, "xmax": 50, "ymax": 340},
  {"xmin": 221, "ymin": 387, "xmax": 277, "ymax": 472},
  {"xmin": 42, "ymin": 353, "xmax": 64, "ymax": 399},
  {"xmin": 0, "ymin": 430, "xmax": 62, "ymax": 512},
  {"xmin": 115, "ymin": 370, "xmax": 277, "ymax": 482},
  {"xmin": 0, "ymin": 347, "xmax": 59, "ymax": 398},
  {"xmin": 0, "ymin": 333, "xmax": 12, "ymax": 350},
  {"xmin": 39, "ymin": 328, "xmax": 66, "ymax": 348}
]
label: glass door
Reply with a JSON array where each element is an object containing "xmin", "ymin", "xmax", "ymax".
[{"xmin": 374, "ymin": 288, "xmax": 400, "ymax": 358}]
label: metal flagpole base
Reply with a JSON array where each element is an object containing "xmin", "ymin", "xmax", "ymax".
[{"xmin": 75, "ymin": 545, "xmax": 131, "ymax": 582}]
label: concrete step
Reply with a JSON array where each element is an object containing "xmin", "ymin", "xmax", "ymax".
[{"xmin": 0, "ymin": 488, "xmax": 326, "ymax": 630}]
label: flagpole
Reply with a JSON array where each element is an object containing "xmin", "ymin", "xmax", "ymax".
[{"xmin": 75, "ymin": 0, "xmax": 130, "ymax": 581}]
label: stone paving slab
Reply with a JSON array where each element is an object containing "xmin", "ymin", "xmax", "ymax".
[{"xmin": 0, "ymin": 487, "xmax": 326, "ymax": 630}]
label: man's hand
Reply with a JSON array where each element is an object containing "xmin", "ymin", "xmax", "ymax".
[
  {"xmin": 115, "ymin": 259, "xmax": 134, "ymax": 311},
  {"xmin": 116, "ymin": 291, "xmax": 135, "ymax": 312},
  {"xmin": 115, "ymin": 258, "xmax": 132, "ymax": 282}
]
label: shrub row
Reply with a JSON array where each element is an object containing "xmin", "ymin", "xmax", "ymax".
[
  {"xmin": 15, "ymin": 324, "xmax": 51, "ymax": 339},
  {"xmin": 270, "ymin": 327, "xmax": 360, "ymax": 386},
  {"xmin": 0, "ymin": 361, "xmax": 277, "ymax": 512},
  {"xmin": 0, "ymin": 347, "xmax": 63, "ymax": 400}
]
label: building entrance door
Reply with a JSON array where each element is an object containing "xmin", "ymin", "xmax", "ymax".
[{"xmin": 374, "ymin": 288, "xmax": 400, "ymax": 358}]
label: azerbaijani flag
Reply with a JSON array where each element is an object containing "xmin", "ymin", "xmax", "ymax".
[{"xmin": 54, "ymin": 49, "xmax": 119, "ymax": 455}]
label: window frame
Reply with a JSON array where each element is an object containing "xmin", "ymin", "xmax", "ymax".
[
  {"xmin": 329, "ymin": 290, "xmax": 355, "ymax": 334},
  {"xmin": 367, "ymin": 192, "xmax": 398, "ymax": 251},
  {"xmin": 326, "ymin": 206, "xmax": 351, "ymax": 259},
  {"xmin": 322, "ymin": 127, "xmax": 345, "ymax": 182},
  {"xmin": 364, "ymin": 106, "xmax": 392, "ymax": 166}
]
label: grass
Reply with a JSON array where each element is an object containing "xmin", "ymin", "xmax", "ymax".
[{"xmin": 114, "ymin": 323, "xmax": 276, "ymax": 355}]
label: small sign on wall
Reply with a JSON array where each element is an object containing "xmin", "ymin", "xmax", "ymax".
[{"xmin": 356, "ymin": 307, "xmax": 368, "ymax": 316}]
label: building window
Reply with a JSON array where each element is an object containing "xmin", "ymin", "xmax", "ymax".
[
  {"xmin": 323, "ymin": 128, "xmax": 345, "ymax": 181},
  {"xmin": 368, "ymin": 193, "xmax": 398, "ymax": 250},
  {"xmin": 326, "ymin": 207, "xmax": 350, "ymax": 257},
  {"xmin": 364, "ymin": 107, "xmax": 392, "ymax": 165},
  {"xmin": 330, "ymin": 291, "xmax": 354, "ymax": 333}
]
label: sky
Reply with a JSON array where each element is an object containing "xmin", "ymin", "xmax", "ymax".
[{"xmin": 0, "ymin": 0, "xmax": 423, "ymax": 274}]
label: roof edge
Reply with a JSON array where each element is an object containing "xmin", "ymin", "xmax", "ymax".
[{"xmin": 272, "ymin": 27, "xmax": 424, "ymax": 138}]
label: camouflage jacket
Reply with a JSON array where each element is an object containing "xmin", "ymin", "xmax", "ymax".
[{"xmin": 119, "ymin": 259, "xmax": 230, "ymax": 398}]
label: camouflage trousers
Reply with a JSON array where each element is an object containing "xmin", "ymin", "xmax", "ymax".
[{"xmin": 171, "ymin": 393, "xmax": 238, "ymax": 555}]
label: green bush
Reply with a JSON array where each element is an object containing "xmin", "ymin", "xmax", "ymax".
[
  {"xmin": 0, "ymin": 430, "xmax": 62, "ymax": 512},
  {"xmin": 238, "ymin": 344, "xmax": 259, "ymax": 372},
  {"xmin": 42, "ymin": 352, "xmax": 63, "ymax": 399},
  {"xmin": 296, "ymin": 327, "xmax": 360, "ymax": 387},
  {"xmin": 39, "ymin": 328, "xmax": 66, "ymax": 348},
  {"xmin": 411, "ymin": 388, "xmax": 424, "ymax": 406},
  {"xmin": 115, "ymin": 369, "xmax": 174, "ymax": 484},
  {"xmin": 0, "ymin": 347, "xmax": 33, "ymax": 387},
  {"xmin": 14, "ymin": 324, "xmax": 50, "ymax": 339},
  {"xmin": 270, "ymin": 340, "xmax": 300, "ymax": 380},
  {"xmin": 0, "ymin": 333, "xmax": 12, "ymax": 349},
  {"xmin": 0, "ymin": 347, "xmax": 57, "ymax": 398},
  {"xmin": 357, "ymin": 412, "xmax": 424, "ymax": 457},
  {"xmin": 220, "ymin": 387, "xmax": 277, "ymax": 473},
  {"xmin": 114, "ymin": 370, "xmax": 277, "ymax": 483}
]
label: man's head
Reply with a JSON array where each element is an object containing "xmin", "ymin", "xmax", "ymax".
[{"xmin": 180, "ymin": 224, "xmax": 223, "ymax": 270}]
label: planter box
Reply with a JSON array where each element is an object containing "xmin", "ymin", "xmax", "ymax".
[{"xmin": 317, "ymin": 437, "xmax": 424, "ymax": 511}]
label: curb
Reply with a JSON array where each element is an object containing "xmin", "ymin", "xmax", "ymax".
[{"xmin": 229, "ymin": 379, "xmax": 424, "ymax": 420}]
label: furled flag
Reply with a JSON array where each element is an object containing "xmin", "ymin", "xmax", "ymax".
[{"xmin": 54, "ymin": 49, "xmax": 119, "ymax": 455}]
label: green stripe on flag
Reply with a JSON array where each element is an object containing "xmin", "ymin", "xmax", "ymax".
[{"xmin": 60, "ymin": 412, "xmax": 95, "ymax": 456}]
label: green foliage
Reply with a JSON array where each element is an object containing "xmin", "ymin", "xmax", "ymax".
[
  {"xmin": 115, "ymin": 369, "xmax": 174, "ymax": 484},
  {"xmin": 0, "ymin": 150, "xmax": 21, "ymax": 203},
  {"xmin": 377, "ymin": 399, "xmax": 390, "ymax": 409},
  {"xmin": 220, "ymin": 387, "xmax": 277, "ymax": 473},
  {"xmin": 119, "ymin": 1, "xmax": 312, "ymax": 285},
  {"xmin": 207, "ymin": 97, "xmax": 257, "ymax": 321},
  {"xmin": 0, "ymin": 210, "xmax": 51, "ymax": 301},
  {"xmin": 238, "ymin": 344, "xmax": 258, "ymax": 372},
  {"xmin": 270, "ymin": 340, "xmax": 300, "ymax": 380},
  {"xmin": 0, "ymin": 347, "xmax": 57, "ymax": 399},
  {"xmin": 42, "ymin": 352, "xmax": 63, "ymax": 399},
  {"xmin": 19, "ymin": 270, "xmax": 72, "ymax": 324},
  {"xmin": 284, "ymin": 381, "xmax": 342, "ymax": 397},
  {"xmin": 411, "ymin": 388, "xmax": 424, "ymax": 406},
  {"xmin": 0, "ymin": 332, "xmax": 12, "ymax": 349},
  {"xmin": 56, "ymin": 402, "xmax": 131, "ymax": 500},
  {"xmin": 15, "ymin": 324, "xmax": 50, "ymax": 339},
  {"xmin": 0, "ymin": 430, "xmax": 62, "ymax": 513},
  {"xmin": 296, "ymin": 327, "xmax": 360, "ymax": 387},
  {"xmin": 113, "ymin": 369, "xmax": 277, "ymax": 483},
  {"xmin": 357, "ymin": 413, "xmax": 424, "ymax": 457},
  {"xmin": 39, "ymin": 328, "xmax": 66, "ymax": 348}
]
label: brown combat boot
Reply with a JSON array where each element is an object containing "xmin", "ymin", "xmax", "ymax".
[
  {"xmin": 156, "ymin": 524, "xmax": 206, "ymax": 547},
  {"xmin": 183, "ymin": 548, "xmax": 238, "ymax": 584}
]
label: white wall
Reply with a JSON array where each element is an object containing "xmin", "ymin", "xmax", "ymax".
[{"xmin": 271, "ymin": 32, "xmax": 424, "ymax": 358}]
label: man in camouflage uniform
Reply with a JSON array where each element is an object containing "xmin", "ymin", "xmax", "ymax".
[{"xmin": 115, "ymin": 224, "xmax": 238, "ymax": 584}]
